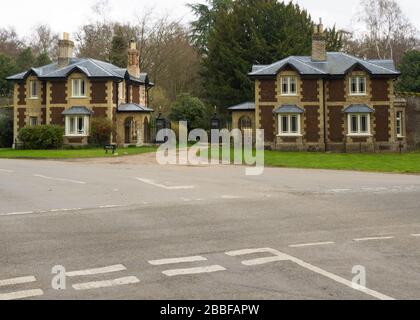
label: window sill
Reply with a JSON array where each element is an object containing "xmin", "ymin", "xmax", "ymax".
[
  {"xmin": 347, "ymin": 134, "xmax": 372, "ymax": 137},
  {"xmin": 348, "ymin": 93, "xmax": 367, "ymax": 97},
  {"xmin": 277, "ymin": 134, "xmax": 302, "ymax": 137},
  {"xmin": 280, "ymin": 94, "xmax": 298, "ymax": 97},
  {"xmin": 28, "ymin": 97, "xmax": 39, "ymax": 100},
  {"xmin": 71, "ymin": 96, "xmax": 87, "ymax": 99},
  {"xmin": 65, "ymin": 134, "xmax": 89, "ymax": 137}
]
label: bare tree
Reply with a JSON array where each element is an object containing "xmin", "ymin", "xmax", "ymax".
[
  {"xmin": 0, "ymin": 27, "xmax": 23, "ymax": 58},
  {"xmin": 353, "ymin": 0, "xmax": 418, "ymax": 64},
  {"xmin": 28, "ymin": 24, "xmax": 60, "ymax": 59}
]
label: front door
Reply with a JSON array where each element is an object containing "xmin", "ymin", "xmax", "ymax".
[{"xmin": 124, "ymin": 117, "xmax": 133, "ymax": 144}]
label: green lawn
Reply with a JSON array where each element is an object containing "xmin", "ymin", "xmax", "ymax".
[
  {"xmin": 263, "ymin": 150, "xmax": 420, "ymax": 174},
  {"xmin": 204, "ymin": 147, "xmax": 420, "ymax": 174},
  {"xmin": 0, "ymin": 146, "xmax": 157, "ymax": 159}
]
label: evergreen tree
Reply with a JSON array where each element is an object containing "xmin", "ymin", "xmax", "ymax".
[
  {"xmin": 396, "ymin": 50, "xmax": 420, "ymax": 93},
  {"xmin": 15, "ymin": 47, "xmax": 35, "ymax": 71},
  {"xmin": 0, "ymin": 53, "xmax": 17, "ymax": 96},
  {"xmin": 34, "ymin": 51, "xmax": 52, "ymax": 67},
  {"xmin": 325, "ymin": 25, "xmax": 343, "ymax": 52},
  {"xmin": 110, "ymin": 30, "xmax": 129, "ymax": 68}
]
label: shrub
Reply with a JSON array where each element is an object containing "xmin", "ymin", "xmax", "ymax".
[
  {"xmin": 169, "ymin": 93, "xmax": 210, "ymax": 131},
  {"xmin": 18, "ymin": 125, "xmax": 64, "ymax": 149},
  {"xmin": 0, "ymin": 113, "xmax": 13, "ymax": 148},
  {"xmin": 89, "ymin": 118, "xmax": 115, "ymax": 146}
]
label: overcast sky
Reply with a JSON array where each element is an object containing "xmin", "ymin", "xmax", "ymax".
[{"xmin": 1, "ymin": 0, "xmax": 419, "ymax": 38}]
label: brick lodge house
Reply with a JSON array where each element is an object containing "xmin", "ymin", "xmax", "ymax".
[
  {"xmin": 229, "ymin": 22, "xmax": 407, "ymax": 152},
  {"xmin": 7, "ymin": 33, "xmax": 154, "ymax": 147}
]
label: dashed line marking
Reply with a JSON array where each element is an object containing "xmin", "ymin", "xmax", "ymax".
[
  {"xmin": 72, "ymin": 276, "xmax": 139, "ymax": 290},
  {"xmin": 0, "ymin": 205, "xmax": 128, "ymax": 217},
  {"xmin": 221, "ymin": 195, "xmax": 244, "ymax": 200},
  {"xmin": 33, "ymin": 174, "xmax": 87, "ymax": 185},
  {"xmin": 411, "ymin": 234, "xmax": 420, "ymax": 237},
  {"xmin": 354, "ymin": 236, "xmax": 395, "ymax": 242},
  {"xmin": 149, "ymin": 256, "xmax": 207, "ymax": 266},
  {"xmin": 0, "ymin": 276, "xmax": 36, "ymax": 287},
  {"xmin": 136, "ymin": 178, "xmax": 195, "ymax": 190},
  {"xmin": 163, "ymin": 265, "xmax": 226, "ymax": 277},
  {"xmin": 66, "ymin": 264, "xmax": 126, "ymax": 277},
  {"xmin": 99, "ymin": 205, "xmax": 123, "ymax": 209},
  {"xmin": 289, "ymin": 241, "xmax": 335, "ymax": 248},
  {"xmin": 0, "ymin": 169, "xmax": 14, "ymax": 173},
  {"xmin": 0, "ymin": 289, "xmax": 44, "ymax": 300}
]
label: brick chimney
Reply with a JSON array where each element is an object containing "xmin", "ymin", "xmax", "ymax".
[
  {"xmin": 311, "ymin": 19, "xmax": 327, "ymax": 62},
  {"xmin": 127, "ymin": 39, "xmax": 140, "ymax": 78},
  {"xmin": 58, "ymin": 32, "xmax": 74, "ymax": 67}
]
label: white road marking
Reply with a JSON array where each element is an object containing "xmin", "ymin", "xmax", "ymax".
[
  {"xmin": 411, "ymin": 234, "xmax": 420, "ymax": 237},
  {"xmin": 0, "ymin": 289, "xmax": 44, "ymax": 300},
  {"xmin": 163, "ymin": 265, "xmax": 226, "ymax": 277},
  {"xmin": 0, "ymin": 211, "xmax": 34, "ymax": 217},
  {"xmin": 242, "ymin": 256, "xmax": 289, "ymax": 266},
  {"xmin": 149, "ymin": 256, "xmax": 207, "ymax": 266},
  {"xmin": 221, "ymin": 195, "xmax": 244, "ymax": 199},
  {"xmin": 33, "ymin": 174, "xmax": 87, "ymax": 185},
  {"xmin": 289, "ymin": 241, "xmax": 335, "ymax": 248},
  {"xmin": 66, "ymin": 264, "xmax": 126, "ymax": 277},
  {"xmin": 72, "ymin": 276, "xmax": 140, "ymax": 290},
  {"xmin": 326, "ymin": 189, "xmax": 352, "ymax": 193},
  {"xmin": 354, "ymin": 236, "xmax": 395, "ymax": 242},
  {"xmin": 225, "ymin": 247, "xmax": 394, "ymax": 300},
  {"xmin": 0, "ymin": 169, "xmax": 14, "ymax": 173},
  {"xmin": 0, "ymin": 276, "xmax": 36, "ymax": 287},
  {"xmin": 136, "ymin": 178, "xmax": 195, "ymax": 190},
  {"xmin": 99, "ymin": 205, "xmax": 123, "ymax": 209}
]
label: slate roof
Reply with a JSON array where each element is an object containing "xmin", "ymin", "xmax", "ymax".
[
  {"xmin": 343, "ymin": 104, "xmax": 375, "ymax": 113},
  {"xmin": 274, "ymin": 105, "xmax": 305, "ymax": 114},
  {"xmin": 227, "ymin": 102, "xmax": 256, "ymax": 111},
  {"xmin": 249, "ymin": 52, "xmax": 399, "ymax": 78},
  {"xmin": 62, "ymin": 106, "xmax": 94, "ymax": 116},
  {"xmin": 7, "ymin": 58, "xmax": 153, "ymax": 85},
  {"xmin": 117, "ymin": 103, "xmax": 154, "ymax": 113}
]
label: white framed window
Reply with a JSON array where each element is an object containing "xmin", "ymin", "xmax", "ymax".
[
  {"xmin": 72, "ymin": 79, "xmax": 86, "ymax": 98},
  {"xmin": 29, "ymin": 117, "xmax": 38, "ymax": 126},
  {"xmin": 396, "ymin": 111, "xmax": 404, "ymax": 137},
  {"xmin": 349, "ymin": 77, "xmax": 367, "ymax": 95},
  {"xmin": 65, "ymin": 115, "xmax": 89, "ymax": 136},
  {"xmin": 278, "ymin": 114, "xmax": 301, "ymax": 136},
  {"xmin": 347, "ymin": 113, "xmax": 370, "ymax": 135},
  {"xmin": 29, "ymin": 80, "xmax": 38, "ymax": 98},
  {"xmin": 281, "ymin": 77, "xmax": 297, "ymax": 95}
]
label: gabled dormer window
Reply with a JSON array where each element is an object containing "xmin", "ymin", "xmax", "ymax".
[
  {"xmin": 72, "ymin": 79, "xmax": 86, "ymax": 98},
  {"xmin": 349, "ymin": 77, "xmax": 366, "ymax": 95},
  {"xmin": 281, "ymin": 77, "xmax": 297, "ymax": 95},
  {"xmin": 29, "ymin": 80, "xmax": 38, "ymax": 99}
]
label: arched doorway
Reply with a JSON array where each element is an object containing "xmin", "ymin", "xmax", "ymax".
[
  {"xmin": 143, "ymin": 117, "xmax": 150, "ymax": 144},
  {"xmin": 124, "ymin": 117, "xmax": 134, "ymax": 144}
]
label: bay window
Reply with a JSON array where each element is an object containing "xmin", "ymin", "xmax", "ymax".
[
  {"xmin": 348, "ymin": 113, "xmax": 370, "ymax": 135},
  {"xmin": 65, "ymin": 115, "xmax": 89, "ymax": 136},
  {"xmin": 278, "ymin": 114, "xmax": 301, "ymax": 136}
]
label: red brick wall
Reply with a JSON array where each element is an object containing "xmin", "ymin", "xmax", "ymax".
[
  {"xmin": 132, "ymin": 84, "xmax": 140, "ymax": 104},
  {"xmin": 92, "ymin": 107, "xmax": 107, "ymax": 118},
  {"xmin": 328, "ymin": 106, "xmax": 344, "ymax": 142},
  {"xmin": 375, "ymin": 105, "xmax": 390, "ymax": 142},
  {"xmin": 259, "ymin": 80, "xmax": 277, "ymax": 102},
  {"xmin": 41, "ymin": 82, "xmax": 47, "ymax": 105},
  {"xmin": 50, "ymin": 107, "xmax": 65, "ymax": 126},
  {"xmin": 327, "ymin": 80, "xmax": 345, "ymax": 102},
  {"xmin": 90, "ymin": 81, "xmax": 107, "ymax": 104},
  {"xmin": 18, "ymin": 83, "xmax": 26, "ymax": 105},
  {"xmin": 305, "ymin": 105, "xmax": 320, "ymax": 142},
  {"xmin": 371, "ymin": 78, "xmax": 390, "ymax": 101},
  {"xmin": 302, "ymin": 79, "xmax": 319, "ymax": 102},
  {"xmin": 50, "ymin": 82, "xmax": 67, "ymax": 104},
  {"xmin": 18, "ymin": 108, "xmax": 26, "ymax": 129},
  {"xmin": 260, "ymin": 105, "xmax": 275, "ymax": 142}
]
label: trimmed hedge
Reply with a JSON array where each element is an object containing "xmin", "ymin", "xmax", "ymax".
[{"xmin": 18, "ymin": 125, "xmax": 64, "ymax": 149}]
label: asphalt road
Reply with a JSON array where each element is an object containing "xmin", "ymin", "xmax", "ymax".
[{"xmin": 0, "ymin": 157, "xmax": 420, "ymax": 300}]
